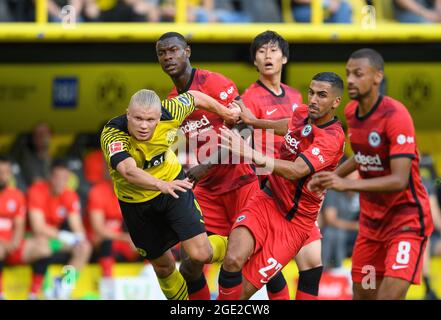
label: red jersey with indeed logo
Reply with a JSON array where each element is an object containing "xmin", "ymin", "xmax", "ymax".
[
  {"xmin": 168, "ymin": 68, "xmax": 257, "ymax": 194},
  {"xmin": 268, "ymin": 105, "xmax": 345, "ymax": 225},
  {"xmin": 242, "ymin": 81, "xmax": 303, "ymax": 158},
  {"xmin": 0, "ymin": 187, "xmax": 26, "ymax": 240},
  {"xmin": 28, "ymin": 181, "xmax": 81, "ymax": 228},
  {"xmin": 87, "ymin": 180, "xmax": 123, "ymax": 233},
  {"xmin": 345, "ymin": 95, "xmax": 433, "ymax": 240}
]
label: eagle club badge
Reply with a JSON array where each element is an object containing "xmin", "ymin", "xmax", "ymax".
[
  {"xmin": 368, "ymin": 131, "xmax": 381, "ymax": 147},
  {"xmin": 302, "ymin": 124, "xmax": 312, "ymax": 137}
]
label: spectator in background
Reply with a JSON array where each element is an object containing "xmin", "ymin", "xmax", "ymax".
[
  {"xmin": 4, "ymin": 0, "xmax": 34, "ymax": 21},
  {"xmin": 321, "ymin": 171, "xmax": 359, "ymax": 269},
  {"xmin": 241, "ymin": 0, "xmax": 282, "ymax": 22},
  {"xmin": 83, "ymin": 0, "xmax": 160, "ymax": 22},
  {"xmin": 0, "ymin": 0, "xmax": 13, "ymax": 21},
  {"xmin": 188, "ymin": 0, "xmax": 251, "ymax": 23},
  {"xmin": 0, "ymin": 156, "xmax": 52, "ymax": 300},
  {"xmin": 394, "ymin": 0, "xmax": 441, "ymax": 23},
  {"xmin": 292, "ymin": 0, "xmax": 352, "ymax": 23},
  {"xmin": 47, "ymin": 0, "xmax": 85, "ymax": 22},
  {"xmin": 28, "ymin": 159, "xmax": 91, "ymax": 299},
  {"xmin": 86, "ymin": 154, "xmax": 137, "ymax": 279},
  {"xmin": 14, "ymin": 122, "xmax": 53, "ymax": 187}
]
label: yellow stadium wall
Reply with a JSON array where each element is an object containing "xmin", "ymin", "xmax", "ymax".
[{"xmin": 1, "ymin": 62, "xmax": 440, "ymax": 133}]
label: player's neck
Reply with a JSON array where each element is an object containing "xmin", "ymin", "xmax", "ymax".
[
  {"xmin": 313, "ymin": 112, "xmax": 334, "ymax": 127},
  {"xmin": 358, "ymin": 91, "xmax": 380, "ymax": 117},
  {"xmin": 173, "ymin": 65, "xmax": 194, "ymax": 92},
  {"xmin": 258, "ymin": 74, "xmax": 282, "ymax": 95}
]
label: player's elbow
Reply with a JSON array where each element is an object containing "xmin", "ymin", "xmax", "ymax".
[
  {"xmin": 117, "ymin": 161, "xmax": 137, "ymax": 183},
  {"xmin": 282, "ymin": 168, "xmax": 304, "ymax": 181},
  {"xmin": 283, "ymin": 166, "xmax": 309, "ymax": 181},
  {"xmin": 391, "ymin": 174, "xmax": 410, "ymax": 192}
]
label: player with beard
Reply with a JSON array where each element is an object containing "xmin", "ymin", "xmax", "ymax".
[{"xmin": 310, "ymin": 49, "xmax": 434, "ymax": 300}]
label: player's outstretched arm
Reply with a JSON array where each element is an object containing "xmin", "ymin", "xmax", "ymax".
[
  {"xmin": 231, "ymin": 100, "xmax": 289, "ymax": 136},
  {"xmin": 8, "ymin": 216, "xmax": 25, "ymax": 252},
  {"xmin": 308, "ymin": 156, "xmax": 356, "ymax": 192},
  {"xmin": 188, "ymin": 90, "xmax": 238, "ymax": 125},
  {"xmin": 335, "ymin": 156, "xmax": 357, "ymax": 177},
  {"xmin": 219, "ymin": 126, "xmax": 310, "ymax": 180},
  {"xmin": 29, "ymin": 209, "xmax": 60, "ymax": 238},
  {"xmin": 116, "ymin": 157, "xmax": 193, "ymax": 198},
  {"xmin": 314, "ymin": 157, "xmax": 412, "ymax": 193},
  {"xmin": 269, "ymin": 157, "xmax": 311, "ymax": 181}
]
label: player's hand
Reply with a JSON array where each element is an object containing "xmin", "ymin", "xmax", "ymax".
[
  {"xmin": 156, "ymin": 178, "xmax": 194, "ymax": 199},
  {"xmin": 424, "ymin": 11, "xmax": 441, "ymax": 23},
  {"xmin": 230, "ymin": 100, "xmax": 256, "ymax": 125},
  {"xmin": 327, "ymin": 0, "xmax": 341, "ymax": 13},
  {"xmin": 219, "ymin": 126, "xmax": 254, "ymax": 162},
  {"xmin": 307, "ymin": 176, "xmax": 325, "ymax": 194},
  {"xmin": 219, "ymin": 106, "xmax": 240, "ymax": 127},
  {"xmin": 58, "ymin": 230, "xmax": 84, "ymax": 247},
  {"xmin": 3, "ymin": 241, "xmax": 18, "ymax": 254},
  {"xmin": 312, "ymin": 171, "xmax": 350, "ymax": 192},
  {"xmin": 187, "ymin": 164, "xmax": 212, "ymax": 184}
]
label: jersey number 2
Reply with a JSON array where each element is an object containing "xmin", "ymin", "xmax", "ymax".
[{"xmin": 259, "ymin": 258, "xmax": 282, "ymax": 283}]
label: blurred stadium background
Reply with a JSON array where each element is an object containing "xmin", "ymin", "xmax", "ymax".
[{"xmin": 0, "ymin": 0, "xmax": 441, "ymax": 300}]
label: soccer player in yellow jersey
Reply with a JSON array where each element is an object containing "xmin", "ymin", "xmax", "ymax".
[{"xmin": 101, "ymin": 89, "xmax": 237, "ymax": 300}]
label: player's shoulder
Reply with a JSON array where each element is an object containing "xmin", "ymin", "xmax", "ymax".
[
  {"xmin": 197, "ymin": 68, "xmax": 237, "ymax": 102},
  {"xmin": 197, "ymin": 68, "xmax": 233, "ymax": 83},
  {"xmin": 296, "ymin": 103, "xmax": 309, "ymax": 115},
  {"xmin": 320, "ymin": 117, "xmax": 345, "ymax": 141},
  {"xmin": 3, "ymin": 186, "xmax": 25, "ymax": 200},
  {"xmin": 381, "ymin": 95, "xmax": 409, "ymax": 114},
  {"xmin": 289, "ymin": 103, "xmax": 309, "ymax": 122},
  {"xmin": 167, "ymin": 87, "xmax": 179, "ymax": 99},
  {"xmin": 90, "ymin": 180, "xmax": 107, "ymax": 194},
  {"xmin": 241, "ymin": 82, "xmax": 262, "ymax": 100},
  {"xmin": 161, "ymin": 92, "xmax": 194, "ymax": 121},
  {"xmin": 104, "ymin": 115, "xmax": 129, "ymax": 135},
  {"xmin": 344, "ymin": 100, "xmax": 359, "ymax": 118},
  {"xmin": 61, "ymin": 188, "xmax": 79, "ymax": 201},
  {"xmin": 28, "ymin": 181, "xmax": 49, "ymax": 195},
  {"xmin": 242, "ymin": 82, "xmax": 257, "ymax": 93},
  {"xmin": 281, "ymin": 83, "xmax": 301, "ymax": 96}
]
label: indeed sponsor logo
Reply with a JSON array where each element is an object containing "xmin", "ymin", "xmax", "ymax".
[
  {"xmin": 180, "ymin": 115, "xmax": 210, "ymax": 134},
  {"xmin": 284, "ymin": 131, "xmax": 300, "ymax": 149},
  {"xmin": 354, "ymin": 151, "xmax": 382, "ymax": 166}
]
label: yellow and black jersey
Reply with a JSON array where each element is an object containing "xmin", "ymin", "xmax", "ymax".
[{"xmin": 101, "ymin": 92, "xmax": 195, "ymax": 203}]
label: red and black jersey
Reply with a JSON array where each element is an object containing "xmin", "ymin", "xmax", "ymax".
[
  {"xmin": 27, "ymin": 181, "xmax": 81, "ymax": 229},
  {"xmin": 268, "ymin": 105, "xmax": 345, "ymax": 226},
  {"xmin": 242, "ymin": 81, "xmax": 303, "ymax": 159},
  {"xmin": 345, "ymin": 95, "xmax": 433, "ymax": 240},
  {"xmin": 0, "ymin": 187, "xmax": 26, "ymax": 241},
  {"xmin": 168, "ymin": 68, "xmax": 257, "ymax": 194}
]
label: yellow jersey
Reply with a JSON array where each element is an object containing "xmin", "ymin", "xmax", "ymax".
[{"xmin": 101, "ymin": 92, "xmax": 195, "ymax": 203}]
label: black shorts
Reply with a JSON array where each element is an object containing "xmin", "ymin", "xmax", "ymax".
[{"xmin": 118, "ymin": 171, "xmax": 206, "ymax": 260}]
